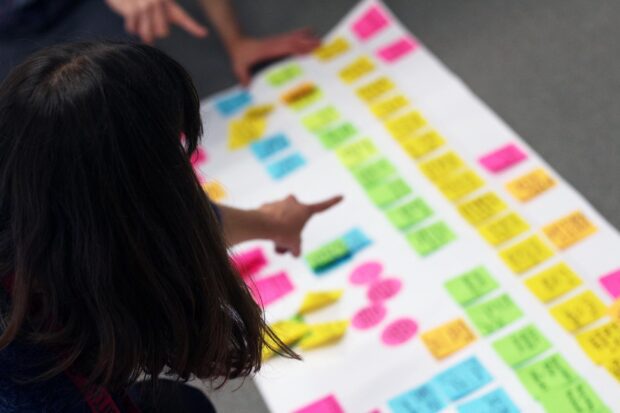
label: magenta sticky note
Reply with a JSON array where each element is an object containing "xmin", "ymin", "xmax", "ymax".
[
  {"xmin": 351, "ymin": 5, "xmax": 390, "ymax": 40},
  {"xmin": 381, "ymin": 318, "xmax": 418, "ymax": 346},
  {"xmin": 190, "ymin": 147, "xmax": 208, "ymax": 167},
  {"xmin": 248, "ymin": 272, "xmax": 294, "ymax": 307},
  {"xmin": 352, "ymin": 303, "xmax": 387, "ymax": 330},
  {"xmin": 294, "ymin": 395, "xmax": 345, "ymax": 413},
  {"xmin": 367, "ymin": 278, "xmax": 402, "ymax": 302},
  {"xmin": 600, "ymin": 269, "xmax": 620, "ymax": 298},
  {"xmin": 232, "ymin": 247, "xmax": 267, "ymax": 278},
  {"xmin": 377, "ymin": 37, "xmax": 418, "ymax": 62},
  {"xmin": 479, "ymin": 143, "xmax": 527, "ymax": 173},
  {"xmin": 349, "ymin": 261, "xmax": 383, "ymax": 285}
]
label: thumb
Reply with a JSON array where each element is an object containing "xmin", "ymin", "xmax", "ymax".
[
  {"xmin": 307, "ymin": 195, "xmax": 343, "ymax": 214},
  {"xmin": 167, "ymin": 3, "xmax": 208, "ymax": 38},
  {"xmin": 234, "ymin": 63, "xmax": 251, "ymax": 87}
]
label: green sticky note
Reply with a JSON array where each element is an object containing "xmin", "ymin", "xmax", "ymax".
[
  {"xmin": 318, "ymin": 123, "xmax": 357, "ymax": 149},
  {"xmin": 353, "ymin": 158, "xmax": 397, "ymax": 188},
  {"xmin": 539, "ymin": 380, "xmax": 610, "ymax": 413},
  {"xmin": 492, "ymin": 324, "xmax": 551, "ymax": 367},
  {"xmin": 302, "ymin": 106, "xmax": 340, "ymax": 133},
  {"xmin": 336, "ymin": 138, "xmax": 378, "ymax": 169},
  {"xmin": 291, "ymin": 88, "xmax": 323, "ymax": 111},
  {"xmin": 387, "ymin": 198, "xmax": 434, "ymax": 230},
  {"xmin": 444, "ymin": 266, "xmax": 499, "ymax": 306},
  {"xmin": 516, "ymin": 354, "xmax": 580, "ymax": 399},
  {"xmin": 266, "ymin": 63, "xmax": 303, "ymax": 86},
  {"xmin": 366, "ymin": 178, "xmax": 412, "ymax": 208},
  {"xmin": 466, "ymin": 294, "xmax": 523, "ymax": 336},
  {"xmin": 304, "ymin": 239, "xmax": 350, "ymax": 270},
  {"xmin": 406, "ymin": 221, "xmax": 456, "ymax": 256}
]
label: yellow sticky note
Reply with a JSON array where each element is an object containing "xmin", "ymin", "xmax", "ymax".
[
  {"xmin": 499, "ymin": 235, "xmax": 554, "ymax": 274},
  {"xmin": 506, "ymin": 168, "xmax": 556, "ymax": 202},
  {"xmin": 609, "ymin": 299, "xmax": 620, "ymax": 323},
  {"xmin": 543, "ymin": 211, "xmax": 597, "ymax": 250},
  {"xmin": 243, "ymin": 104, "xmax": 274, "ymax": 118},
  {"xmin": 298, "ymin": 290, "xmax": 344, "ymax": 315},
  {"xmin": 605, "ymin": 356, "xmax": 620, "ymax": 382},
  {"xmin": 202, "ymin": 180, "xmax": 227, "ymax": 202},
  {"xmin": 356, "ymin": 76, "xmax": 395, "ymax": 103},
  {"xmin": 227, "ymin": 117, "xmax": 266, "ymax": 149},
  {"xmin": 478, "ymin": 212, "xmax": 530, "ymax": 246},
  {"xmin": 339, "ymin": 56, "xmax": 376, "ymax": 84},
  {"xmin": 577, "ymin": 322, "xmax": 620, "ymax": 364},
  {"xmin": 550, "ymin": 291, "xmax": 608, "ymax": 332},
  {"xmin": 370, "ymin": 94, "xmax": 409, "ymax": 119},
  {"xmin": 298, "ymin": 321, "xmax": 349, "ymax": 350},
  {"xmin": 314, "ymin": 37, "xmax": 350, "ymax": 61},
  {"xmin": 457, "ymin": 192, "xmax": 508, "ymax": 226},
  {"xmin": 400, "ymin": 130, "xmax": 445, "ymax": 159},
  {"xmin": 421, "ymin": 318, "xmax": 477, "ymax": 360},
  {"xmin": 524, "ymin": 263, "xmax": 582, "ymax": 303},
  {"xmin": 437, "ymin": 169, "xmax": 485, "ymax": 202},
  {"xmin": 419, "ymin": 151, "xmax": 465, "ymax": 183},
  {"xmin": 262, "ymin": 320, "xmax": 310, "ymax": 359},
  {"xmin": 386, "ymin": 111, "xmax": 427, "ymax": 141}
]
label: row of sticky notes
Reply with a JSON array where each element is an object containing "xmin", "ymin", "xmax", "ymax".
[
  {"xmin": 304, "ymin": 228, "xmax": 371, "ymax": 273},
  {"xmin": 249, "ymin": 133, "xmax": 307, "ymax": 180}
]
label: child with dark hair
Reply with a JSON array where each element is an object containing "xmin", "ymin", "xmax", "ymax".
[{"xmin": 0, "ymin": 41, "xmax": 341, "ymax": 412}]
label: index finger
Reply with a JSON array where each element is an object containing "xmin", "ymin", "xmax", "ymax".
[
  {"xmin": 166, "ymin": 2, "xmax": 208, "ymax": 38},
  {"xmin": 306, "ymin": 195, "xmax": 343, "ymax": 214}
]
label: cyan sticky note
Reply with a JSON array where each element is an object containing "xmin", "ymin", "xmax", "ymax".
[
  {"xmin": 215, "ymin": 90, "xmax": 252, "ymax": 116},
  {"xmin": 342, "ymin": 228, "xmax": 371, "ymax": 253},
  {"xmin": 456, "ymin": 388, "xmax": 519, "ymax": 413},
  {"xmin": 267, "ymin": 153, "xmax": 306, "ymax": 180},
  {"xmin": 433, "ymin": 357, "xmax": 493, "ymax": 402},
  {"xmin": 251, "ymin": 133, "xmax": 290, "ymax": 161},
  {"xmin": 388, "ymin": 383, "xmax": 446, "ymax": 413}
]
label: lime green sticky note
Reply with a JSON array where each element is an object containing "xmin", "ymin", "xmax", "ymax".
[
  {"xmin": 266, "ymin": 63, "xmax": 303, "ymax": 87},
  {"xmin": 291, "ymin": 88, "xmax": 323, "ymax": 111},
  {"xmin": 539, "ymin": 380, "xmax": 610, "ymax": 413},
  {"xmin": 305, "ymin": 239, "xmax": 350, "ymax": 270},
  {"xmin": 387, "ymin": 198, "xmax": 434, "ymax": 230},
  {"xmin": 336, "ymin": 138, "xmax": 378, "ymax": 169},
  {"xmin": 466, "ymin": 294, "xmax": 523, "ymax": 336},
  {"xmin": 318, "ymin": 123, "xmax": 357, "ymax": 149},
  {"xmin": 516, "ymin": 354, "xmax": 580, "ymax": 399},
  {"xmin": 493, "ymin": 325, "xmax": 551, "ymax": 367},
  {"xmin": 353, "ymin": 158, "xmax": 397, "ymax": 188},
  {"xmin": 366, "ymin": 178, "xmax": 412, "ymax": 208},
  {"xmin": 406, "ymin": 221, "xmax": 456, "ymax": 256},
  {"xmin": 302, "ymin": 106, "xmax": 340, "ymax": 133},
  {"xmin": 444, "ymin": 266, "xmax": 499, "ymax": 306}
]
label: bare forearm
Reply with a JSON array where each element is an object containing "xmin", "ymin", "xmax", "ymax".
[
  {"xmin": 197, "ymin": 0, "xmax": 244, "ymax": 50},
  {"xmin": 218, "ymin": 205, "xmax": 273, "ymax": 245}
]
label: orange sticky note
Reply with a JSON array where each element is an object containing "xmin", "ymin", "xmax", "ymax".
[
  {"xmin": 421, "ymin": 318, "xmax": 476, "ymax": 360},
  {"xmin": 478, "ymin": 212, "xmax": 530, "ymax": 246},
  {"xmin": 524, "ymin": 263, "xmax": 582, "ymax": 303},
  {"xmin": 457, "ymin": 192, "xmax": 508, "ymax": 226},
  {"xmin": 499, "ymin": 235, "xmax": 554, "ymax": 274},
  {"xmin": 506, "ymin": 168, "xmax": 556, "ymax": 202},
  {"xmin": 202, "ymin": 180, "xmax": 227, "ymax": 202},
  {"xmin": 550, "ymin": 291, "xmax": 608, "ymax": 332},
  {"xmin": 543, "ymin": 211, "xmax": 597, "ymax": 250}
]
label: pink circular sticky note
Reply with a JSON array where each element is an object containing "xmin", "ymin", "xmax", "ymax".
[
  {"xmin": 349, "ymin": 261, "xmax": 383, "ymax": 285},
  {"xmin": 352, "ymin": 303, "xmax": 387, "ymax": 330},
  {"xmin": 381, "ymin": 318, "xmax": 418, "ymax": 346},
  {"xmin": 367, "ymin": 278, "xmax": 402, "ymax": 302}
]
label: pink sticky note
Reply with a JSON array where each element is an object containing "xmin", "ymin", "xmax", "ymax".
[
  {"xmin": 352, "ymin": 303, "xmax": 387, "ymax": 330},
  {"xmin": 351, "ymin": 5, "xmax": 390, "ymax": 40},
  {"xmin": 367, "ymin": 278, "xmax": 402, "ymax": 302},
  {"xmin": 381, "ymin": 318, "xmax": 418, "ymax": 346},
  {"xmin": 247, "ymin": 272, "xmax": 293, "ymax": 307},
  {"xmin": 190, "ymin": 147, "xmax": 208, "ymax": 167},
  {"xmin": 349, "ymin": 261, "xmax": 383, "ymax": 285},
  {"xmin": 232, "ymin": 247, "xmax": 267, "ymax": 278},
  {"xmin": 294, "ymin": 395, "xmax": 344, "ymax": 413},
  {"xmin": 600, "ymin": 269, "xmax": 620, "ymax": 298},
  {"xmin": 479, "ymin": 143, "xmax": 526, "ymax": 173},
  {"xmin": 377, "ymin": 37, "xmax": 418, "ymax": 62}
]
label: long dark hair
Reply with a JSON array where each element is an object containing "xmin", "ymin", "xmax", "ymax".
[{"xmin": 0, "ymin": 41, "xmax": 292, "ymax": 391}]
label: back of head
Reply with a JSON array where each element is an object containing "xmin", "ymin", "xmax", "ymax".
[{"xmin": 0, "ymin": 42, "xmax": 270, "ymax": 390}]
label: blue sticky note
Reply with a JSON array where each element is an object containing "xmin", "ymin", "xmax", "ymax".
[
  {"xmin": 433, "ymin": 357, "xmax": 493, "ymax": 401},
  {"xmin": 388, "ymin": 383, "xmax": 446, "ymax": 413},
  {"xmin": 341, "ymin": 228, "xmax": 372, "ymax": 253},
  {"xmin": 267, "ymin": 153, "xmax": 306, "ymax": 180},
  {"xmin": 457, "ymin": 388, "xmax": 519, "ymax": 413},
  {"xmin": 215, "ymin": 90, "xmax": 252, "ymax": 116},
  {"xmin": 251, "ymin": 134, "xmax": 290, "ymax": 161}
]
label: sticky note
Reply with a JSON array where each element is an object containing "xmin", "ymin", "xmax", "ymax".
[
  {"xmin": 336, "ymin": 138, "xmax": 379, "ymax": 169},
  {"xmin": 356, "ymin": 76, "xmax": 395, "ymax": 103},
  {"xmin": 305, "ymin": 239, "xmax": 350, "ymax": 272},
  {"xmin": 353, "ymin": 158, "xmax": 397, "ymax": 188},
  {"xmin": 437, "ymin": 170, "xmax": 485, "ymax": 202},
  {"xmin": 349, "ymin": 261, "xmax": 383, "ymax": 285},
  {"xmin": 281, "ymin": 83, "xmax": 322, "ymax": 109},
  {"xmin": 577, "ymin": 321, "xmax": 620, "ymax": 364},
  {"xmin": 600, "ymin": 269, "xmax": 620, "ymax": 299},
  {"xmin": 250, "ymin": 133, "xmax": 290, "ymax": 160},
  {"xmin": 458, "ymin": 192, "xmax": 508, "ymax": 226},
  {"xmin": 539, "ymin": 381, "xmax": 610, "ymax": 413},
  {"xmin": 227, "ymin": 117, "xmax": 266, "ymax": 149},
  {"xmin": 543, "ymin": 211, "xmax": 597, "ymax": 250},
  {"xmin": 202, "ymin": 180, "xmax": 227, "ymax": 202},
  {"xmin": 266, "ymin": 63, "xmax": 302, "ymax": 87},
  {"xmin": 433, "ymin": 357, "xmax": 492, "ymax": 401},
  {"xmin": 456, "ymin": 388, "xmax": 519, "ymax": 413},
  {"xmin": 605, "ymin": 356, "xmax": 620, "ymax": 382},
  {"xmin": 367, "ymin": 278, "xmax": 402, "ymax": 302},
  {"xmin": 371, "ymin": 95, "xmax": 409, "ymax": 119},
  {"xmin": 386, "ymin": 111, "xmax": 428, "ymax": 141},
  {"xmin": 419, "ymin": 151, "xmax": 465, "ymax": 183},
  {"xmin": 298, "ymin": 290, "xmax": 344, "ymax": 314},
  {"xmin": 492, "ymin": 324, "xmax": 551, "ymax": 367},
  {"xmin": 319, "ymin": 123, "xmax": 358, "ymax": 149},
  {"xmin": 298, "ymin": 321, "xmax": 349, "ymax": 350},
  {"xmin": 445, "ymin": 266, "xmax": 499, "ymax": 306},
  {"xmin": 466, "ymin": 294, "xmax": 524, "ymax": 336},
  {"xmin": 377, "ymin": 37, "xmax": 419, "ymax": 63},
  {"xmin": 381, "ymin": 318, "xmax": 418, "ymax": 346},
  {"xmin": 262, "ymin": 319, "xmax": 309, "ymax": 359},
  {"xmin": 339, "ymin": 56, "xmax": 376, "ymax": 84},
  {"xmin": 505, "ymin": 168, "xmax": 556, "ymax": 202},
  {"xmin": 550, "ymin": 290, "xmax": 607, "ymax": 332},
  {"xmin": 243, "ymin": 103, "xmax": 275, "ymax": 119},
  {"xmin": 499, "ymin": 235, "xmax": 554, "ymax": 274},
  {"xmin": 302, "ymin": 106, "xmax": 341, "ymax": 133},
  {"xmin": 294, "ymin": 395, "xmax": 344, "ymax": 413},
  {"xmin": 421, "ymin": 318, "xmax": 477, "ymax": 360},
  {"xmin": 524, "ymin": 263, "xmax": 582, "ymax": 303},
  {"xmin": 232, "ymin": 247, "xmax": 267, "ymax": 278},
  {"xmin": 479, "ymin": 143, "xmax": 527, "ymax": 173},
  {"xmin": 406, "ymin": 221, "xmax": 456, "ymax": 256},
  {"xmin": 352, "ymin": 303, "xmax": 387, "ymax": 330},
  {"xmin": 314, "ymin": 37, "xmax": 351, "ymax": 62},
  {"xmin": 215, "ymin": 90, "xmax": 251, "ymax": 116},
  {"xmin": 341, "ymin": 228, "xmax": 372, "ymax": 253},
  {"xmin": 516, "ymin": 354, "xmax": 579, "ymax": 399},
  {"xmin": 386, "ymin": 198, "xmax": 434, "ymax": 230},
  {"xmin": 267, "ymin": 153, "xmax": 306, "ymax": 180},
  {"xmin": 478, "ymin": 212, "xmax": 530, "ymax": 246},
  {"xmin": 351, "ymin": 5, "xmax": 390, "ymax": 40},
  {"xmin": 400, "ymin": 130, "xmax": 446, "ymax": 159},
  {"xmin": 248, "ymin": 272, "xmax": 294, "ymax": 308},
  {"xmin": 388, "ymin": 383, "xmax": 447, "ymax": 413},
  {"xmin": 366, "ymin": 178, "xmax": 412, "ymax": 208},
  {"xmin": 609, "ymin": 299, "xmax": 620, "ymax": 325}
]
